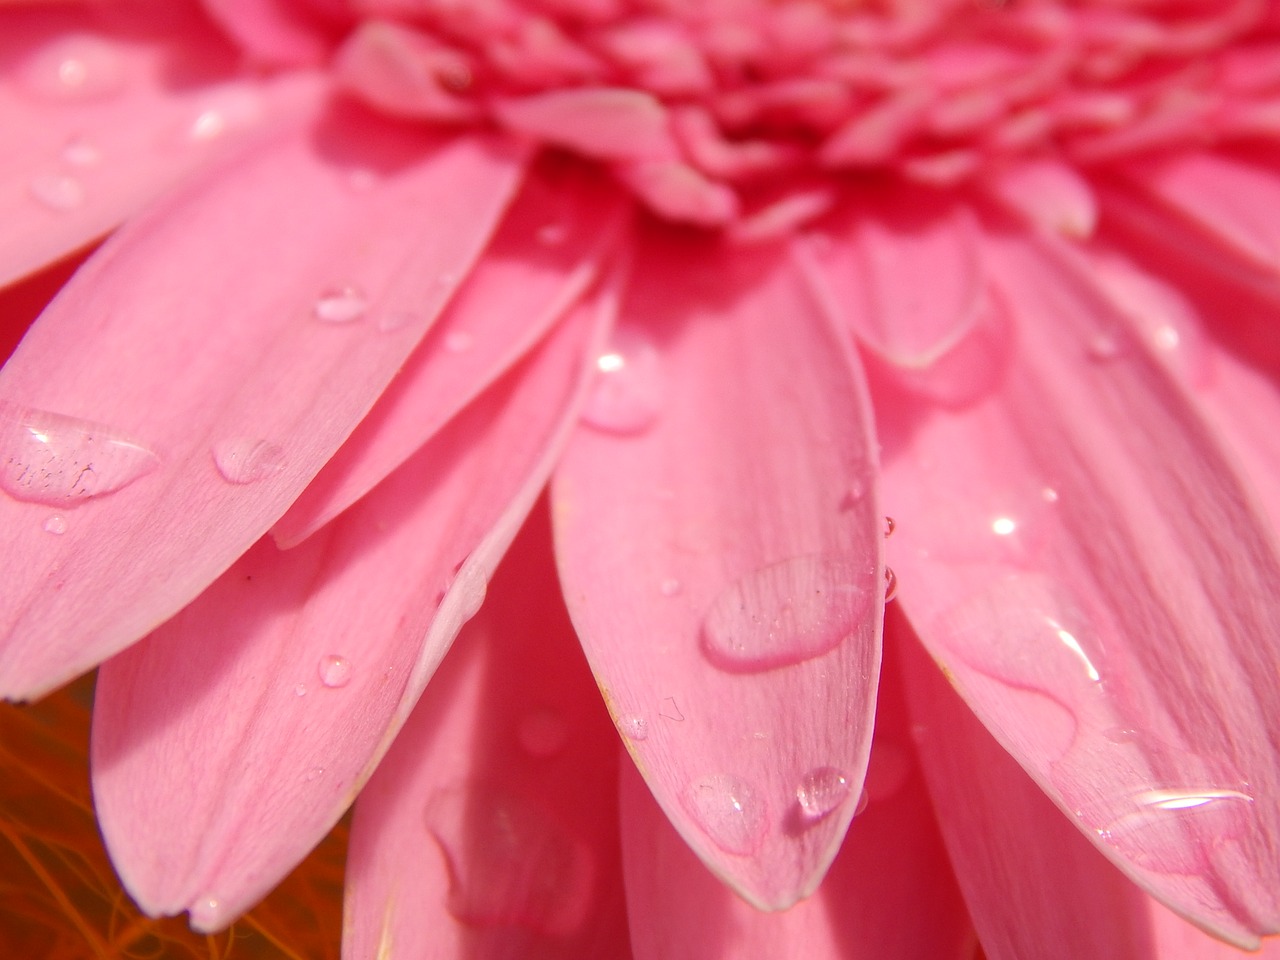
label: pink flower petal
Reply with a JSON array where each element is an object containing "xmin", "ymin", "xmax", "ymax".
[
  {"xmin": 0, "ymin": 111, "xmax": 527, "ymax": 700},
  {"xmin": 273, "ymin": 156, "xmax": 630, "ymax": 546},
  {"xmin": 200, "ymin": 0, "xmax": 339, "ymax": 65},
  {"xmin": 621, "ymin": 633, "xmax": 972, "ymax": 960},
  {"xmin": 552, "ymin": 229, "xmax": 883, "ymax": 910},
  {"xmin": 881, "ymin": 230, "xmax": 1280, "ymax": 946},
  {"xmin": 0, "ymin": 1, "xmax": 327, "ymax": 288},
  {"xmin": 91, "ymin": 290, "xmax": 611, "ymax": 929},
  {"xmin": 343, "ymin": 504, "xmax": 631, "ymax": 959},
  {"xmin": 493, "ymin": 87, "xmax": 678, "ymax": 161}
]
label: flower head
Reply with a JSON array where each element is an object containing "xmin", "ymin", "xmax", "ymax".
[{"xmin": 2, "ymin": 0, "xmax": 1280, "ymax": 956}]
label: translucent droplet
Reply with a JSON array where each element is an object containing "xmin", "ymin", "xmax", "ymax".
[
  {"xmin": 318, "ymin": 654, "xmax": 352, "ymax": 688},
  {"xmin": 294, "ymin": 683, "xmax": 308, "ymax": 697},
  {"xmin": 211, "ymin": 439, "xmax": 285, "ymax": 484},
  {"xmin": 1086, "ymin": 331, "xmax": 1124, "ymax": 362},
  {"xmin": 580, "ymin": 327, "xmax": 663, "ymax": 435},
  {"xmin": 304, "ymin": 766, "xmax": 325, "ymax": 782},
  {"xmin": 425, "ymin": 784, "xmax": 594, "ymax": 936},
  {"xmin": 796, "ymin": 766, "xmax": 851, "ymax": 821},
  {"xmin": 660, "ymin": 577, "xmax": 682, "ymax": 597},
  {"xmin": 517, "ymin": 708, "xmax": 569, "ymax": 758},
  {"xmin": 61, "ymin": 136, "xmax": 101, "ymax": 167},
  {"xmin": 684, "ymin": 774, "xmax": 769, "ymax": 855},
  {"xmin": 184, "ymin": 87, "xmax": 264, "ymax": 143},
  {"xmin": 0, "ymin": 403, "xmax": 159, "ymax": 506},
  {"xmin": 616, "ymin": 714, "xmax": 649, "ymax": 742},
  {"xmin": 883, "ymin": 515, "xmax": 896, "ymax": 538},
  {"xmin": 28, "ymin": 173, "xmax": 85, "ymax": 212},
  {"xmin": 19, "ymin": 35, "xmax": 125, "ymax": 101},
  {"xmin": 702, "ymin": 554, "xmax": 872, "ymax": 671},
  {"xmin": 190, "ymin": 895, "xmax": 223, "ymax": 930},
  {"xmin": 537, "ymin": 222, "xmax": 568, "ymax": 245},
  {"xmin": 883, "ymin": 567, "xmax": 898, "ymax": 602},
  {"xmin": 854, "ymin": 787, "xmax": 870, "ymax": 816},
  {"xmin": 42, "ymin": 515, "xmax": 68, "ymax": 535},
  {"xmin": 313, "ymin": 286, "xmax": 368, "ymax": 323},
  {"xmin": 444, "ymin": 331, "xmax": 474, "ymax": 353}
]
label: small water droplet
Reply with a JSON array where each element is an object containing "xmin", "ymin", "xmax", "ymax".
[
  {"xmin": 660, "ymin": 577, "xmax": 682, "ymax": 597},
  {"xmin": 580, "ymin": 327, "xmax": 663, "ymax": 435},
  {"xmin": 318, "ymin": 654, "xmax": 352, "ymax": 688},
  {"xmin": 702, "ymin": 554, "xmax": 873, "ymax": 671},
  {"xmin": 183, "ymin": 86, "xmax": 264, "ymax": 143},
  {"xmin": 883, "ymin": 567, "xmax": 898, "ymax": 602},
  {"xmin": 190, "ymin": 896, "xmax": 222, "ymax": 929},
  {"xmin": 1086, "ymin": 331, "xmax": 1124, "ymax": 362},
  {"xmin": 796, "ymin": 766, "xmax": 852, "ymax": 821},
  {"xmin": 294, "ymin": 683, "xmax": 308, "ymax": 697},
  {"xmin": 684, "ymin": 774, "xmax": 769, "ymax": 855},
  {"xmin": 537, "ymin": 222, "xmax": 568, "ymax": 245},
  {"xmin": 616, "ymin": 714, "xmax": 649, "ymax": 741},
  {"xmin": 28, "ymin": 173, "xmax": 85, "ymax": 212},
  {"xmin": 313, "ymin": 286, "xmax": 368, "ymax": 324},
  {"xmin": 425, "ymin": 784, "xmax": 594, "ymax": 936},
  {"xmin": 883, "ymin": 515, "xmax": 896, "ymax": 538},
  {"xmin": 304, "ymin": 766, "xmax": 324, "ymax": 782},
  {"xmin": 444, "ymin": 331, "xmax": 474, "ymax": 353},
  {"xmin": 1041, "ymin": 487, "xmax": 1060, "ymax": 503},
  {"xmin": 854, "ymin": 787, "xmax": 870, "ymax": 815},
  {"xmin": 61, "ymin": 136, "xmax": 101, "ymax": 167},
  {"xmin": 517, "ymin": 708, "xmax": 569, "ymax": 758},
  {"xmin": 20, "ymin": 35, "xmax": 125, "ymax": 101},
  {"xmin": 840, "ymin": 479, "xmax": 867, "ymax": 510},
  {"xmin": 211, "ymin": 439, "xmax": 285, "ymax": 485},
  {"xmin": 42, "ymin": 515, "xmax": 68, "ymax": 535},
  {"xmin": 0, "ymin": 403, "xmax": 159, "ymax": 506}
]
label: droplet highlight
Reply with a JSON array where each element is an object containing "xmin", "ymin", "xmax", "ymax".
[
  {"xmin": 883, "ymin": 566, "xmax": 898, "ymax": 602},
  {"xmin": 684, "ymin": 774, "xmax": 769, "ymax": 855},
  {"xmin": 580, "ymin": 326, "xmax": 663, "ymax": 435},
  {"xmin": 211, "ymin": 439, "xmax": 285, "ymax": 485},
  {"xmin": 702, "ymin": 554, "xmax": 872, "ymax": 671},
  {"xmin": 313, "ymin": 286, "xmax": 368, "ymax": 324},
  {"xmin": 660, "ymin": 577, "xmax": 682, "ymax": 597},
  {"xmin": 425, "ymin": 784, "xmax": 594, "ymax": 936},
  {"xmin": 42, "ymin": 515, "xmax": 68, "ymax": 535},
  {"xmin": 20, "ymin": 35, "xmax": 125, "ymax": 101},
  {"xmin": 796, "ymin": 766, "xmax": 852, "ymax": 821},
  {"xmin": 0, "ymin": 403, "xmax": 160, "ymax": 506},
  {"xmin": 318, "ymin": 654, "xmax": 352, "ymax": 688},
  {"xmin": 517, "ymin": 708, "xmax": 569, "ymax": 758},
  {"xmin": 616, "ymin": 714, "xmax": 649, "ymax": 742}
]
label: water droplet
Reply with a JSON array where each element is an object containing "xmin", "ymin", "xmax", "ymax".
[
  {"xmin": 19, "ymin": 35, "xmax": 125, "ymax": 101},
  {"xmin": 294, "ymin": 683, "xmax": 308, "ymax": 697},
  {"xmin": 0, "ymin": 403, "xmax": 159, "ymax": 506},
  {"xmin": 537, "ymin": 222, "xmax": 568, "ymax": 245},
  {"xmin": 883, "ymin": 515, "xmax": 896, "ymax": 538},
  {"xmin": 1086, "ymin": 331, "xmax": 1124, "ymax": 362},
  {"xmin": 684, "ymin": 774, "xmax": 769, "ymax": 855},
  {"xmin": 580, "ymin": 327, "xmax": 663, "ymax": 435},
  {"xmin": 854, "ymin": 787, "xmax": 870, "ymax": 816},
  {"xmin": 702, "ymin": 554, "xmax": 873, "ymax": 671},
  {"xmin": 28, "ymin": 173, "xmax": 85, "ymax": 212},
  {"xmin": 211, "ymin": 439, "xmax": 285, "ymax": 484},
  {"xmin": 444, "ymin": 331, "xmax": 474, "ymax": 353},
  {"xmin": 1041, "ymin": 487, "xmax": 1060, "ymax": 503},
  {"xmin": 304, "ymin": 766, "xmax": 324, "ymax": 782},
  {"xmin": 425, "ymin": 784, "xmax": 594, "ymax": 936},
  {"xmin": 318, "ymin": 654, "xmax": 352, "ymax": 688},
  {"xmin": 61, "ymin": 136, "xmax": 101, "ymax": 167},
  {"xmin": 883, "ymin": 566, "xmax": 898, "ymax": 602},
  {"xmin": 796, "ymin": 766, "xmax": 852, "ymax": 821},
  {"xmin": 517, "ymin": 708, "xmax": 569, "ymax": 758},
  {"xmin": 184, "ymin": 86, "xmax": 264, "ymax": 143},
  {"xmin": 660, "ymin": 577, "xmax": 682, "ymax": 597},
  {"xmin": 42, "ymin": 515, "xmax": 68, "ymax": 535},
  {"xmin": 190, "ymin": 896, "xmax": 222, "ymax": 930},
  {"xmin": 313, "ymin": 286, "xmax": 368, "ymax": 324},
  {"xmin": 616, "ymin": 714, "xmax": 649, "ymax": 741}
]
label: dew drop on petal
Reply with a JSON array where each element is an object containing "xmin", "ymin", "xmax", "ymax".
[
  {"xmin": 313, "ymin": 286, "xmax": 369, "ymax": 323},
  {"xmin": 684, "ymin": 774, "xmax": 768, "ymax": 855},
  {"xmin": 660, "ymin": 577, "xmax": 682, "ymax": 597},
  {"xmin": 702, "ymin": 555, "xmax": 872, "ymax": 671},
  {"xmin": 796, "ymin": 766, "xmax": 852, "ymax": 821},
  {"xmin": 616, "ymin": 714, "xmax": 649, "ymax": 742},
  {"xmin": 0, "ymin": 404, "xmax": 159, "ymax": 506},
  {"xmin": 294, "ymin": 683, "xmax": 308, "ymax": 697},
  {"xmin": 19, "ymin": 35, "xmax": 125, "ymax": 101},
  {"xmin": 42, "ymin": 515, "xmax": 68, "ymax": 535},
  {"xmin": 854, "ymin": 787, "xmax": 870, "ymax": 816},
  {"xmin": 884, "ymin": 566, "xmax": 898, "ymax": 602},
  {"xmin": 318, "ymin": 654, "xmax": 352, "ymax": 688},
  {"xmin": 580, "ymin": 326, "xmax": 663, "ymax": 435},
  {"xmin": 28, "ymin": 173, "xmax": 85, "ymax": 212},
  {"xmin": 304, "ymin": 766, "xmax": 324, "ymax": 782},
  {"xmin": 883, "ymin": 515, "xmax": 896, "ymax": 538},
  {"xmin": 425, "ymin": 784, "xmax": 594, "ymax": 936},
  {"xmin": 517, "ymin": 708, "xmax": 569, "ymax": 758},
  {"xmin": 211, "ymin": 439, "xmax": 285, "ymax": 484},
  {"xmin": 183, "ymin": 86, "xmax": 264, "ymax": 143},
  {"xmin": 1086, "ymin": 331, "xmax": 1124, "ymax": 362},
  {"xmin": 61, "ymin": 136, "xmax": 101, "ymax": 167}
]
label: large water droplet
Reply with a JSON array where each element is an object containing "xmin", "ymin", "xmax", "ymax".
[
  {"xmin": 702, "ymin": 554, "xmax": 873, "ymax": 671},
  {"xmin": 318, "ymin": 654, "xmax": 352, "ymax": 688},
  {"xmin": 883, "ymin": 566, "xmax": 898, "ymax": 602},
  {"xmin": 425, "ymin": 784, "xmax": 594, "ymax": 936},
  {"xmin": 684, "ymin": 774, "xmax": 768, "ymax": 855},
  {"xmin": 42, "ymin": 515, "xmax": 68, "ymax": 535},
  {"xmin": 19, "ymin": 35, "xmax": 125, "ymax": 101},
  {"xmin": 795, "ymin": 766, "xmax": 852, "ymax": 821},
  {"xmin": 313, "ymin": 286, "xmax": 368, "ymax": 324},
  {"xmin": 211, "ymin": 439, "xmax": 285, "ymax": 484},
  {"xmin": 0, "ymin": 403, "xmax": 159, "ymax": 506},
  {"xmin": 28, "ymin": 173, "xmax": 85, "ymax": 212},
  {"xmin": 616, "ymin": 714, "xmax": 649, "ymax": 742},
  {"xmin": 580, "ymin": 326, "xmax": 663, "ymax": 435},
  {"xmin": 517, "ymin": 708, "xmax": 569, "ymax": 758}
]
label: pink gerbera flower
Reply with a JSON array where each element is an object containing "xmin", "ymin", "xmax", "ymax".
[{"xmin": 3, "ymin": 0, "xmax": 1280, "ymax": 956}]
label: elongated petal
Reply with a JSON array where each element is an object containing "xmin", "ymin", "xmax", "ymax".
[
  {"xmin": 881, "ymin": 229, "xmax": 1280, "ymax": 946},
  {"xmin": 552, "ymin": 230, "xmax": 883, "ymax": 910},
  {"xmin": 200, "ymin": 0, "xmax": 337, "ymax": 65},
  {"xmin": 91, "ymin": 290, "xmax": 610, "ymax": 930},
  {"xmin": 0, "ymin": 3, "xmax": 329, "ymax": 289},
  {"xmin": 274, "ymin": 157, "xmax": 630, "ymax": 546},
  {"xmin": 622, "ymin": 631, "xmax": 972, "ymax": 960},
  {"xmin": 0, "ymin": 110, "xmax": 526, "ymax": 700},
  {"xmin": 344, "ymin": 504, "xmax": 631, "ymax": 960}
]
